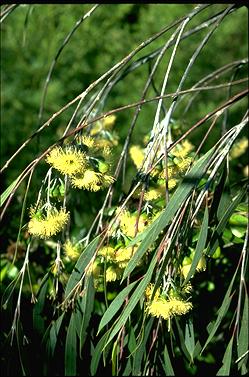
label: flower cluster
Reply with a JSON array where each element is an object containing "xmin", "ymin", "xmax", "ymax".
[
  {"xmin": 46, "ymin": 134, "xmax": 115, "ymax": 192},
  {"xmin": 129, "ymin": 138, "xmax": 194, "ymax": 204},
  {"xmin": 230, "ymin": 136, "xmax": 248, "ymax": 159},
  {"xmin": 63, "ymin": 239, "xmax": 82, "ymax": 260},
  {"xmin": 181, "ymin": 255, "xmax": 207, "ymax": 279},
  {"xmin": 89, "ymin": 114, "xmax": 119, "ymax": 148},
  {"xmin": 28, "ymin": 207, "xmax": 69, "ymax": 239},
  {"xmin": 145, "ymin": 284, "xmax": 193, "ymax": 321},
  {"xmin": 86, "ymin": 243, "xmax": 141, "ymax": 289}
]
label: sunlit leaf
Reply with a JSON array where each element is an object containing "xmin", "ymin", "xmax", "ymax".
[
  {"xmin": 237, "ymin": 291, "xmax": 248, "ymax": 374},
  {"xmin": 98, "ymin": 280, "xmax": 138, "ymax": 334},
  {"xmin": 216, "ymin": 335, "xmax": 234, "ymax": 376},
  {"xmin": 106, "ymin": 255, "xmax": 157, "ymax": 348},
  {"xmin": 160, "ymin": 344, "xmax": 175, "ymax": 376},
  {"xmin": 65, "ymin": 313, "xmax": 77, "ymax": 376},
  {"xmin": 80, "ymin": 273, "xmax": 95, "ymax": 352},
  {"xmin": 65, "ymin": 235, "xmax": 100, "ymax": 298},
  {"xmin": 123, "ymin": 148, "xmax": 214, "ymax": 280},
  {"xmin": 184, "ymin": 205, "xmax": 209, "ymax": 284},
  {"xmin": 201, "ymin": 266, "xmax": 238, "ymax": 353},
  {"xmin": 0, "ymin": 176, "xmax": 20, "ymax": 207}
]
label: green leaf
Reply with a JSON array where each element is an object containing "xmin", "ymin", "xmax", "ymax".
[
  {"xmin": 65, "ymin": 313, "xmax": 77, "ymax": 376},
  {"xmin": 90, "ymin": 331, "xmax": 110, "ymax": 376},
  {"xmin": 184, "ymin": 205, "xmax": 209, "ymax": 284},
  {"xmin": 175, "ymin": 319, "xmax": 192, "ymax": 362},
  {"xmin": 237, "ymin": 291, "xmax": 248, "ymax": 374},
  {"xmin": 65, "ymin": 235, "xmax": 100, "ymax": 298},
  {"xmin": 111, "ymin": 339, "xmax": 119, "ymax": 376},
  {"xmin": 0, "ymin": 176, "xmax": 20, "ymax": 207},
  {"xmin": 230, "ymin": 226, "xmax": 246, "ymax": 238},
  {"xmin": 201, "ymin": 265, "xmax": 238, "ymax": 354},
  {"xmin": 216, "ymin": 335, "xmax": 234, "ymax": 375},
  {"xmin": 106, "ymin": 255, "xmax": 157, "ymax": 349},
  {"xmin": 33, "ymin": 273, "xmax": 50, "ymax": 336},
  {"xmin": 185, "ymin": 318, "xmax": 195, "ymax": 363},
  {"xmin": 80, "ymin": 273, "xmax": 95, "ymax": 352},
  {"xmin": 229, "ymin": 214, "xmax": 248, "ymax": 226},
  {"xmin": 128, "ymin": 326, "xmax": 137, "ymax": 354},
  {"xmin": 123, "ymin": 148, "xmax": 213, "ymax": 280},
  {"xmin": 160, "ymin": 344, "xmax": 175, "ymax": 376},
  {"xmin": 47, "ymin": 313, "xmax": 65, "ymax": 358},
  {"xmin": 208, "ymin": 187, "xmax": 246, "ymax": 257},
  {"xmin": 98, "ymin": 280, "xmax": 138, "ymax": 334},
  {"xmin": 132, "ymin": 318, "xmax": 154, "ymax": 375},
  {"xmin": 209, "ymin": 163, "xmax": 227, "ymax": 223},
  {"xmin": 123, "ymin": 357, "xmax": 132, "ymax": 376}
]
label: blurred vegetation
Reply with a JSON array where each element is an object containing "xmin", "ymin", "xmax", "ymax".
[{"xmin": 0, "ymin": 4, "xmax": 248, "ymax": 377}]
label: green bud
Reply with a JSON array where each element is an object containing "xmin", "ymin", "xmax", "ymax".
[
  {"xmin": 182, "ymin": 256, "xmax": 192, "ymax": 266},
  {"xmin": 59, "ymin": 183, "xmax": 66, "ymax": 196},
  {"xmin": 98, "ymin": 160, "xmax": 109, "ymax": 173}
]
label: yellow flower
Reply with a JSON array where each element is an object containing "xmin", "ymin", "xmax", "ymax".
[
  {"xmin": 147, "ymin": 297, "xmax": 192, "ymax": 320},
  {"xmin": 87, "ymin": 260, "xmax": 102, "ymax": 278},
  {"xmin": 115, "ymin": 246, "xmax": 136, "ymax": 268},
  {"xmin": 181, "ymin": 264, "xmax": 191, "ymax": 279},
  {"xmin": 129, "ymin": 145, "xmax": 145, "ymax": 170},
  {"xmin": 119, "ymin": 210, "xmax": 147, "ymax": 238},
  {"xmin": 181, "ymin": 256, "xmax": 206, "ymax": 278},
  {"xmin": 145, "ymin": 283, "xmax": 161, "ymax": 301},
  {"xmin": 103, "ymin": 146, "xmax": 112, "ymax": 156},
  {"xmin": 168, "ymin": 298, "xmax": 193, "ymax": 316},
  {"xmin": 63, "ymin": 240, "xmax": 81, "ymax": 260},
  {"xmin": 171, "ymin": 140, "xmax": 194, "ymax": 158},
  {"xmin": 71, "ymin": 169, "xmax": 102, "ymax": 191},
  {"xmin": 196, "ymin": 256, "xmax": 206, "ymax": 272},
  {"xmin": 46, "ymin": 147, "xmax": 86, "ymax": 176},
  {"xmin": 230, "ymin": 137, "xmax": 248, "ymax": 159},
  {"xmin": 96, "ymin": 137, "xmax": 118, "ymax": 148},
  {"xmin": 182, "ymin": 283, "xmax": 193, "ymax": 294},
  {"xmin": 98, "ymin": 246, "xmax": 116, "ymax": 261},
  {"xmin": 103, "ymin": 115, "xmax": 116, "ymax": 129},
  {"xmin": 28, "ymin": 208, "xmax": 69, "ymax": 239},
  {"xmin": 81, "ymin": 136, "xmax": 95, "ymax": 149},
  {"xmin": 144, "ymin": 188, "xmax": 162, "ymax": 201},
  {"xmin": 102, "ymin": 174, "xmax": 115, "ymax": 188},
  {"xmin": 174, "ymin": 157, "xmax": 192, "ymax": 173},
  {"xmin": 105, "ymin": 265, "xmax": 123, "ymax": 282},
  {"xmin": 147, "ymin": 298, "xmax": 171, "ymax": 320}
]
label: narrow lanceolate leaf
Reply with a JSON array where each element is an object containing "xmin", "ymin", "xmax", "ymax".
[
  {"xmin": 208, "ymin": 187, "xmax": 246, "ymax": 257},
  {"xmin": 237, "ymin": 291, "xmax": 248, "ymax": 374},
  {"xmin": 90, "ymin": 331, "xmax": 110, "ymax": 376},
  {"xmin": 184, "ymin": 206, "xmax": 209, "ymax": 285},
  {"xmin": 185, "ymin": 318, "xmax": 196, "ymax": 363},
  {"xmin": 98, "ymin": 280, "xmax": 138, "ymax": 334},
  {"xmin": 33, "ymin": 273, "xmax": 50, "ymax": 336},
  {"xmin": 216, "ymin": 335, "xmax": 234, "ymax": 376},
  {"xmin": 47, "ymin": 313, "xmax": 65, "ymax": 358},
  {"xmin": 80, "ymin": 273, "xmax": 95, "ymax": 352},
  {"xmin": 175, "ymin": 319, "xmax": 193, "ymax": 362},
  {"xmin": 65, "ymin": 235, "xmax": 100, "ymax": 298},
  {"xmin": 106, "ymin": 255, "xmax": 157, "ymax": 348},
  {"xmin": 160, "ymin": 344, "xmax": 175, "ymax": 376},
  {"xmin": 132, "ymin": 318, "xmax": 154, "ymax": 375},
  {"xmin": 122, "ymin": 148, "xmax": 214, "ymax": 281},
  {"xmin": 201, "ymin": 266, "xmax": 238, "ymax": 354},
  {"xmin": 65, "ymin": 313, "xmax": 77, "ymax": 376},
  {"xmin": 0, "ymin": 176, "xmax": 20, "ymax": 207}
]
